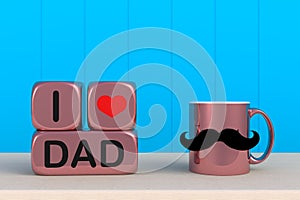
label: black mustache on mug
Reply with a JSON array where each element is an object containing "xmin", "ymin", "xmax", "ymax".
[{"xmin": 180, "ymin": 129, "xmax": 260, "ymax": 151}]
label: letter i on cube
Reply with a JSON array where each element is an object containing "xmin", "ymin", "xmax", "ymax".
[{"xmin": 31, "ymin": 82, "xmax": 138, "ymax": 175}]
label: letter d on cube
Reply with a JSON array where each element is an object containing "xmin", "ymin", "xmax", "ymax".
[{"xmin": 31, "ymin": 131, "xmax": 138, "ymax": 175}]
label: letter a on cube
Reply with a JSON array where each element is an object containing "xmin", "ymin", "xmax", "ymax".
[{"xmin": 31, "ymin": 131, "xmax": 138, "ymax": 175}]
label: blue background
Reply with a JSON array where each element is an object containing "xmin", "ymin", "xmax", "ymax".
[{"xmin": 0, "ymin": 0, "xmax": 299, "ymax": 152}]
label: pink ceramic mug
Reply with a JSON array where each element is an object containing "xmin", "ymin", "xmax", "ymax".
[{"xmin": 183, "ymin": 102, "xmax": 274, "ymax": 175}]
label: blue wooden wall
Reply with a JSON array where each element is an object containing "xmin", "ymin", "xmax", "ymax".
[{"xmin": 0, "ymin": 0, "xmax": 299, "ymax": 152}]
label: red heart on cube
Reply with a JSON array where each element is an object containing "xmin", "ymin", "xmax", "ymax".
[{"xmin": 97, "ymin": 95, "xmax": 127, "ymax": 117}]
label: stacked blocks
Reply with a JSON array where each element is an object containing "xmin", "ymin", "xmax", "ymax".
[{"xmin": 31, "ymin": 82, "xmax": 138, "ymax": 175}]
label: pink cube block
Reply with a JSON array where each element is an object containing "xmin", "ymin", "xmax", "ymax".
[
  {"xmin": 31, "ymin": 131, "xmax": 138, "ymax": 175},
  {"xmin": 88, "ymin": 82, "xmax": 136, "ymax": 130},
  {"xmin": 31, "ymin": 82, "xmax": 82, "ymax": 130}
]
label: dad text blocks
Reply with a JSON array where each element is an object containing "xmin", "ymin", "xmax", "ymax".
[{"xmin": 31, "ymin": 131, "xmax": 138, "ymax": 175}]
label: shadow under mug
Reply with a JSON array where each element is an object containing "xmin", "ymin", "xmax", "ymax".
[{"xmin": 189, "ymin": 102, "xmax": 274, "ymax": 175}]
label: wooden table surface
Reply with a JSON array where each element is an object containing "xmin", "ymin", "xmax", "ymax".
[{"xmin": 0, "ymin": 153, "xmax": 299, "ymax": 199}]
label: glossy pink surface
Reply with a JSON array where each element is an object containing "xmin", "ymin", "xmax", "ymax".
[
  {"xmin": 31, "ymin": 82, "xmax": 82, "ymax": 130},
  {"xmin": 189, "ymin": 102, "xmax": 274, "ymax": 175},
  {"xmin": 88, "ymin": 82, "xmax": 136, "ymax": 130},
  {"xmin": 248, "ymin": 108, "xmax": 275, "ymax": 164},
  {"xmin": 31, "ymin": 131, "xmax": 138, "ymax": 175}
]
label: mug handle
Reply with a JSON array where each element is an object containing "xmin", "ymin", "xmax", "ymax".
[{"xmin": 248, "ymin": 108, "xmax": 275, "ymax": 164}]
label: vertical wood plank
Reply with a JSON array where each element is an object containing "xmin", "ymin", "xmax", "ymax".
[
  {"xmin": 85, "ymin": 0, "xmax": 128, "ymax": 81},
  {"xmin": 172, "ymin": 0, "xmax": 216, "ymax": 151},
  {"xmin": 0, "ymin": 0, "xmax": 40, "ymax": 152},
  {"xmin": 216, "ymin": 0, "xmax": 262, "ymax": 151},
  {"xmin": 129, "ymin": 0, "xmax": 172, "ymax": 152},
  {"xmin": 260, "ymin": 0, "xmax": 300, "ymax": 152},
  {"xmin": 42, "ymin": 0, "xmax": 84, "ymax": 80}
]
